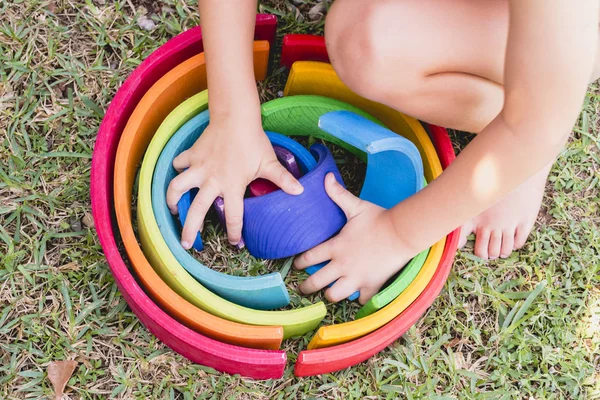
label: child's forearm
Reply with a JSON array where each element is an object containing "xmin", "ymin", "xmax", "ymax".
[
  {"xmin": 199, "ymin": 0, "xmax": 260, "ymax": 122},
  {"xmin": 390, "ymin": 0, "xmax": 599, "ymax": 254}
]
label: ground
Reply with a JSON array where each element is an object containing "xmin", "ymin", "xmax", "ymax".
[{"xmin": 0, "ymin": 0, "xmax": 599, "ymax": 399}]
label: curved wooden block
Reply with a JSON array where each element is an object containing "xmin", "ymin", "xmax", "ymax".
[
  {"xmin": 273, "ymin": 145, "xmax": 303, "ymax": 178},
  {"xmin": 90, "ymin": 22, "xmax": 288, "ymax": 380},
  {"xmin": 124, "ymin": 57, "xmax": 326, "ymax": 337},
  {"xmin": 319, "ymin": 111, "xmax": 424, "ymax": 206},
  {"xmin": 284, "ymin": 61, "xmax": 443, "ymax": 183},
  {"xmin": 244, "ymin": 144, "xmax": 345, "ymax": 259},
  {"xmin": 281, "ymin": 34, "xmax": 330, "ymax": 69},
  {"xmin": 294, "ymin": 121, "xmax": 459, "ymax": 377}
]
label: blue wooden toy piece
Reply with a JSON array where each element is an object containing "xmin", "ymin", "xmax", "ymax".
[
  {"xmin": 305, "ymin": 111, "xmax": 425, "ymax": 300},
  {"xmin": 242, "ymin": 143, "xmax": 346, "ymax": 259}
]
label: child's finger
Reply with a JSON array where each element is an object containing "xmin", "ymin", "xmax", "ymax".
[
  {"xmin": 324, "ymin": 277, "xmax": 358, "ymax": 303},
  {"xmin": 259, "ymin": 157, "xmax": 304, "ymax": 195},
  {"xmin": 180, "ymin": 185, "xmax": 219, "ymax": 249},
  {"xmin": 172, "ymin": 150, "xmax": 191, "ymax": 172},
  {"xmin": 223, "ymin": 189, "xmax": 245, "ymax": 245},
  {"xmin": 358, "ymin": 286, "xmax": 379, "ymax": 305},
  {"xmin": 324, "ymin": 172, "xmax": 362, "ymax": 219},
  {"xmin": 299, "ymin": 262, "xmax": 341, "ymax": 295},
  {"xmin": 293, "ymin": 239, "xmax": 335, "ymax": 270},
  {"xmin": 166, "ymin": 168, "xmax": 203, "ymax": 215}
]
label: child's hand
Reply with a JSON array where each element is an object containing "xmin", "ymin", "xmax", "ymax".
[
  {"xmin": 166, "ymin": 115, "xmax": 304, "ymax": 248},
  {"xmin": 294, "ymin": 172, "xmax": 416, "ymax": 304}
]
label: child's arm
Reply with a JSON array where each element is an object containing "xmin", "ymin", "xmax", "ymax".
[
  {"xmin": 295, "ymin": 0, "xmax": 598, "ymax": 303},
  {"xmin": 166, "ymin": 0, "xmax": 303, "ymax": 248}
]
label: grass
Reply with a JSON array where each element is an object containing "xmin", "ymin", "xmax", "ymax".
[{"xmin": 0, "ymin": 0, "xmax": 599, "ymax": 398}]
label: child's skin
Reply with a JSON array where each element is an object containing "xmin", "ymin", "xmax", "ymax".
[{"xmin": 167, "ymin": 0, "xmax": 600, "ymax": 304}]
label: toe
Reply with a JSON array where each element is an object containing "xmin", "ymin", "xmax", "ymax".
[
  {"xmin": 514, "ymin": 224, "xmax": 530, "ymax": 249},
  {"xmin": 474, "ymin": 228, "xmax": 491, "ymax": 260},
  {"xmin": 501, "ymin": 229, "xmax": 515, "ymax": 258},
  {"xmin": 458, "ymin": 221, "xmax": 474, "ymax": 249},
  {"xmin": 487, "ymin": 230, "xmax": 502, "ymax": 260}
]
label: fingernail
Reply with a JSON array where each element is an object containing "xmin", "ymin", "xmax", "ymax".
[
  {"xmin": 181, "ymin": 241, "xmax": 190, "ymax": 249},
  {"xmin": 292, "ymin": 182, "xmax": 303, "ymax": 193},
  {"xmin": 326, "ymin": 173, "xmax": 336, "ymax": 184}
]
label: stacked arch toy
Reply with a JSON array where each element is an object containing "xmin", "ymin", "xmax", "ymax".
[{"xmin": 90, "ymin": 15, "xmax": 459, "ymax": 379}]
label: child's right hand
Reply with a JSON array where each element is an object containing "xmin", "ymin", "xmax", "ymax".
[{"xmin": 166, "ymin": 113, "xmax": 304, "ymax": 249}]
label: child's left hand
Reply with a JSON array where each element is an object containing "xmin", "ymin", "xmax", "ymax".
[{"xmin": 293, "ymin": 172, "xmax": 417, "ymax": 304}]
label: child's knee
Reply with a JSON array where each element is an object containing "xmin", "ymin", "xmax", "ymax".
[{"xmin": 325, "ymin": 0, "xmax": 419, "ymax": 104}]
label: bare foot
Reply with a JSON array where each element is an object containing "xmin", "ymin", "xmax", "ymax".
[{"xmin": 458, "ymin": 164, "xmax": 552, "ymax": 259}]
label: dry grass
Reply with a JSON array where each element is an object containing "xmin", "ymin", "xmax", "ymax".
[{"xmin": 1, "ymin": 0, "xmax": 599, "ymax": 399}]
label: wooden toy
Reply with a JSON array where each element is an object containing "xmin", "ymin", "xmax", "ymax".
[
  {"xmin": 90, "ymin": 20, "xmax": 289, "ymax": 380},
  {"xmin": 294, "ymin": 122, "xmax": 460, "ymax": 376},
  {"xmin": 126, "ymin": 69, "xmax": 326, "ymax": 335},
  {"xmin": 280, "ymin": 34, "xmax": 330, "ymax": 69},
  {"xmin": 92, "ymin": 24, "xmax": 460, "ymax": 378}
]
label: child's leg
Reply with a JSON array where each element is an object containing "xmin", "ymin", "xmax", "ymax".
[{"xmin": 325, "ymin": 0, "xmax": 600, "ymax": 259}]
